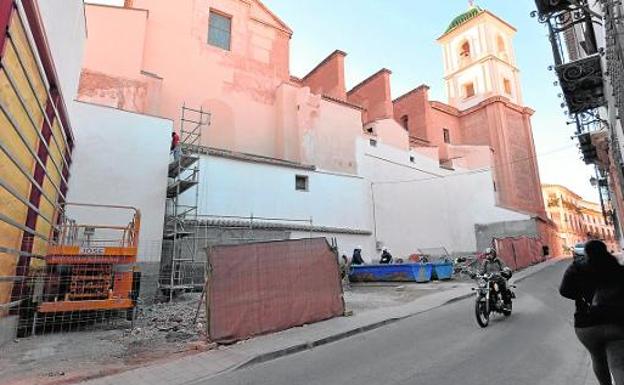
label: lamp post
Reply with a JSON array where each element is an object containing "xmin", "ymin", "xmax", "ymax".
[{"xmin": 590, "ymin": 168, "xmax": 610, "ymax": 226}]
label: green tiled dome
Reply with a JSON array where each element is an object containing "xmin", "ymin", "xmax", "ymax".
[{"xmin": 445, "ymin": 6, "xmax": 484, "ymax": 34}]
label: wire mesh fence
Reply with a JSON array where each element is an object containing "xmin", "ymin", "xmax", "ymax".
[
  {"xmin": 1, "ymin": 215, "xmax": 320, "ymax": 344},
  {"xmin": 158, "ymin": 215, "xmax": 313, "ymax": 294}
]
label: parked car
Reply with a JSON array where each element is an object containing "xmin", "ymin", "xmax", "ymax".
[{"xmin": 573, "ymin": 243, "xmax": 585, "ymax": 259}]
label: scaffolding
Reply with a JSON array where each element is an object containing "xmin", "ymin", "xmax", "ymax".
[{"xmin": 160, "ymin": 105, "xmax": 209, "ymax": 300}]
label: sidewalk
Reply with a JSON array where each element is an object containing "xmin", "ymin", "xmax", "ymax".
[{"xmin": 80, "ymin": 257, "xmax": 566, "ymax": 385}]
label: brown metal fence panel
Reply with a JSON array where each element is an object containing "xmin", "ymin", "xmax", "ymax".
[
  {"xmin": 207, "ymin": 238, "xmax": 344, "ymax": 343},
  {"xmin": 495, "ymin": 237, "xmax": 547, "ymax": 271}
]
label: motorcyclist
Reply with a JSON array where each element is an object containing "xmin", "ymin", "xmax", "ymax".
[{"xmin": 480, "ymin": 247, "xmax": 513, "ymax": 307}]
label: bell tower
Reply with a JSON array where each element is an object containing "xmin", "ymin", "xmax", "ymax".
[{"xmin": 437, "ymin": 4, "xmax": 522, "ymax": 110}]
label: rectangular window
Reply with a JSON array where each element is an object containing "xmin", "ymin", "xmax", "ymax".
[
  {"xmin": 208, "ymin": 10, "xmax": 232, "ymax": 51},
  {"xmin": 443, "ymin": 128, "xmax": 450, "ymax": 144},
  {"xmin": 503, "ymin": 78, "xmax": 512, "ymax": 95},
  {"xmin": 295, "ymin": 175, "xmax": 309, "ymax": 191},
  {"xmin": 369, "ymin": 138, "xmax": 378, "ymax": 147}
]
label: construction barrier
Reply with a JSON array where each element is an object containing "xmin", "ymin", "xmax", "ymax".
[
  {"xmin": 206, "ymin": 238, "xmax": 345, "ymax": 343},
  {"xmin": 494, "ymin": 236, "xmax": 547, "ymax": 271}
]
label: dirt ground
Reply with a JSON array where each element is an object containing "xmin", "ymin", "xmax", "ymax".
[
  {"xmin": 344, "ymin": 280, "xmax": 470, "ymax": 314},
  {"xmin": 0, "ymin": 280, "xmax": 466, "ymax": 385},
  {"xmin": 0, "ymin": 293, "xmax": 214, "ymax": 385}
]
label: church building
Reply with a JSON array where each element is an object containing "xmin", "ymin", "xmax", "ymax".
[{"xmin": 72, "ymin": 1, "xmax": 556, "ymax": 266}]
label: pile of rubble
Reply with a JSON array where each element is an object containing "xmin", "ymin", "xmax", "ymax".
[{"xmin": 121, "ymin": 293, "xmax": 207, "ymax": 344}]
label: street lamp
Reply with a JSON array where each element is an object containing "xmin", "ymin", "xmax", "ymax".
[{"xmin": 589, "ymin": 176, "xmax": 598, "ymax": 187}]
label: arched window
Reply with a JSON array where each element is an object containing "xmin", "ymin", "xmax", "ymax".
[
  {"xmin": 401, "ymin": 115, "xmax": 409, "ymax": 131},
  {"xmin": 460, "ymin": 40, "xmax": 471, "ymax": 59}
]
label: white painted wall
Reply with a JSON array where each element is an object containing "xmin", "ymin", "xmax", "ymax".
[
  {"xmin": 359, "ymin": 138, "xmax": 528, "ymax": 258},
  {"xmin": 289, "ymin": 231, "xmax": 375, "ymax": 264},
  {"xmin": 35, "ymin": 0, "xmax": 86, "ymax": 108},
  {"xmin": 187, "ymin": 137, "xmax": 528, "ymax": 263},
  {"xmin": 194, "ymin": 155, "xmax": 372, "ymax": 231},
  {"xmin": 66, "ymin": 101, "xmax": 172, "ymax": 262}
]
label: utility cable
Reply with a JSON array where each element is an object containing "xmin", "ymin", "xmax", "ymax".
[{"xmin": 371, "ymin": 143, "xmax": 577, "ymax": 186}]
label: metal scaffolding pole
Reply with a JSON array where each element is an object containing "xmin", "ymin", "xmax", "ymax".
[{"xmin": 160, "ymin": 104, "xmax": 210, "ymax": 300}]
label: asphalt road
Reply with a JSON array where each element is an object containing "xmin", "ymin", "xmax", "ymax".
[{"xmin": 206, "ymin": 260, "xmax": 598, "ymax": 385}]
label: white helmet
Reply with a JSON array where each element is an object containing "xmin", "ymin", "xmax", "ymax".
[{"xmin": 355, "ymin": 245, "xmax": 362, "ymax": 250}]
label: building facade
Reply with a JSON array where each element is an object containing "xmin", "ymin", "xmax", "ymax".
[
  {"xmin": 75, "ymin": 0, "xmax": 553, "ymax": 268},
  {"xmin": 543, "ymin": 184, "xmax": 618, "ymax": 252},
  {"xmin": 395, "ymin": 6, "xmax": 546, "ymax": 217},
  {"xmin": 0, "ymin": 0, "xmax": 171, "ymax": 345},
  {"xmin": 532, "ymin": 0, "xmax": 624, "ymax": 251},
  {"xmin": 0, "ymin": 0, "xmax": 556, "ymax": 343},
  {"xmin": 0, "ymin": 0, "xmax": 77, "ymax": 333}
]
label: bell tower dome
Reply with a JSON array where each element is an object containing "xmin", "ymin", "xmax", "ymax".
[{"xmin": 437, "ymin": 4, "xmax": 522, "ymax": 110}]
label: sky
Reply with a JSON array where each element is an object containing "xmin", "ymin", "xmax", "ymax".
[{"xmin": 87, "ymin": 0, "xmax": 598, "ymax": 202}]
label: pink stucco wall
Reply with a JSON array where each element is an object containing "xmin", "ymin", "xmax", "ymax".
[
  {"xmin": 77, "ymin": 1, "xmax": 383, "ymax": 174},
  {"xmin": 79, "ymin": 1, "xmax": 293, "ymax": 159},
  {"xmin": 347, "ymin": 69, "xmax": 394, "ymax": 125},
  {"xmin": 82, "ymin": 5, "xmax": 147, "ymax": 79},
  {"xmin": 392, "ymin": 86, "xmax": 462, "ymax": 147},
  {"xmin": 301, "ymin": 50, "xmax": 347, "ymax": 101},
  {"xmin": 393, "ymin": 85, "xmax": 430, "ymax": 143},
  {"xmin": 460, "ymin": 99, "xmax": 545, "ymax": 216},
  {"xmin": 77, "ymin": 0, "xmax": 545, "ymax": 217}
]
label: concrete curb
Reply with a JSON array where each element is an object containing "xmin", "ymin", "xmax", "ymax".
[
  {"xmin": 234, "ymin": 292, "xmax": 476, "ymax": 372},
  {"xmin": 231, "ymin": 257, "xmax": 565, "ymax": 372},
  {"xmin": 80, "ymin": 257, "xmax": 566, "ymax": 385}
]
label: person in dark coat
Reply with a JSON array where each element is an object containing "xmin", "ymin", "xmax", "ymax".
[
  {"xmin": 351, "ymin": 246, "xmax": 365, "ymax": 265},
  {"xmin": 560, "ymin": 240, "xmax": 624, "ymax": 385},
  {"xmin": 379, "ymin": 248, "xmax": 393, "ymax": 264}
]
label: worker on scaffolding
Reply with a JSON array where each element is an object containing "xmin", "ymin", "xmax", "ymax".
[{"xmin": 171, "ymin": 131, "xmax": 181, "ymax": 162}]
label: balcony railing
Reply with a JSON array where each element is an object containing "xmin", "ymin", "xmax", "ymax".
[
  {"xmin": 534, "ymin": 0, "xmax": 575, "ymax": 18},
  {"xmin": 532, "ymin": 0, "xmax": 606, "ymax": 118},
  {"xmin": 557, "ymin": 55, "xmax": 606, "ymax": 113}
]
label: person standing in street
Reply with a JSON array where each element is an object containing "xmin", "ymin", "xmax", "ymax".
[
  {"xmin": 352, "ymin": 246, "xmax": 365, "ymax": 265},
  {"xmin": 379, "ymin": 248, "xmax": 393, "ymax": 264},
  {"xmin": 560, "ymin": 240, "xmax": 624, "ymax": 385},
  {"xmin": 339, "ymin": 254, "xmax": 351, "ymax": 289}
]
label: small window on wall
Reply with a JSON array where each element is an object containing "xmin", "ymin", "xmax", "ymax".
[
  {"xmin": 464, "ymin": 82, "xmax": 475, "ymax": 98},
  {"xmin": 443, "ymin": 128, "xmax": 451, "ymax": 144},
  {"xmin": 295, "ymin": 175, "xmax": 309, "ymax": 192},
  {"xmin": 369, "ymin": 138, "xmax": 378, "ymax": 147},
  {"xmin": 401, "ymin": 115, "xmax": 409, "ymax": 131},
  {"xmin": 208, "ymin": 10, "xmax": 232, "ymax": 51},
  {"xmin": 503, "ymin": 78, "xmax": 512, "ymax": 95}
]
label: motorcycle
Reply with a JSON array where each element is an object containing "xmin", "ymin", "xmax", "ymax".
[{"xmin": 471, "ymin": 268, "xmax": 516, "ymax": 328}]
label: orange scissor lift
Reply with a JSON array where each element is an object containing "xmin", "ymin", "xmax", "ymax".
[{"xmin": 37, "ymin": 203, "xmax": 141, "ymax": 318}]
